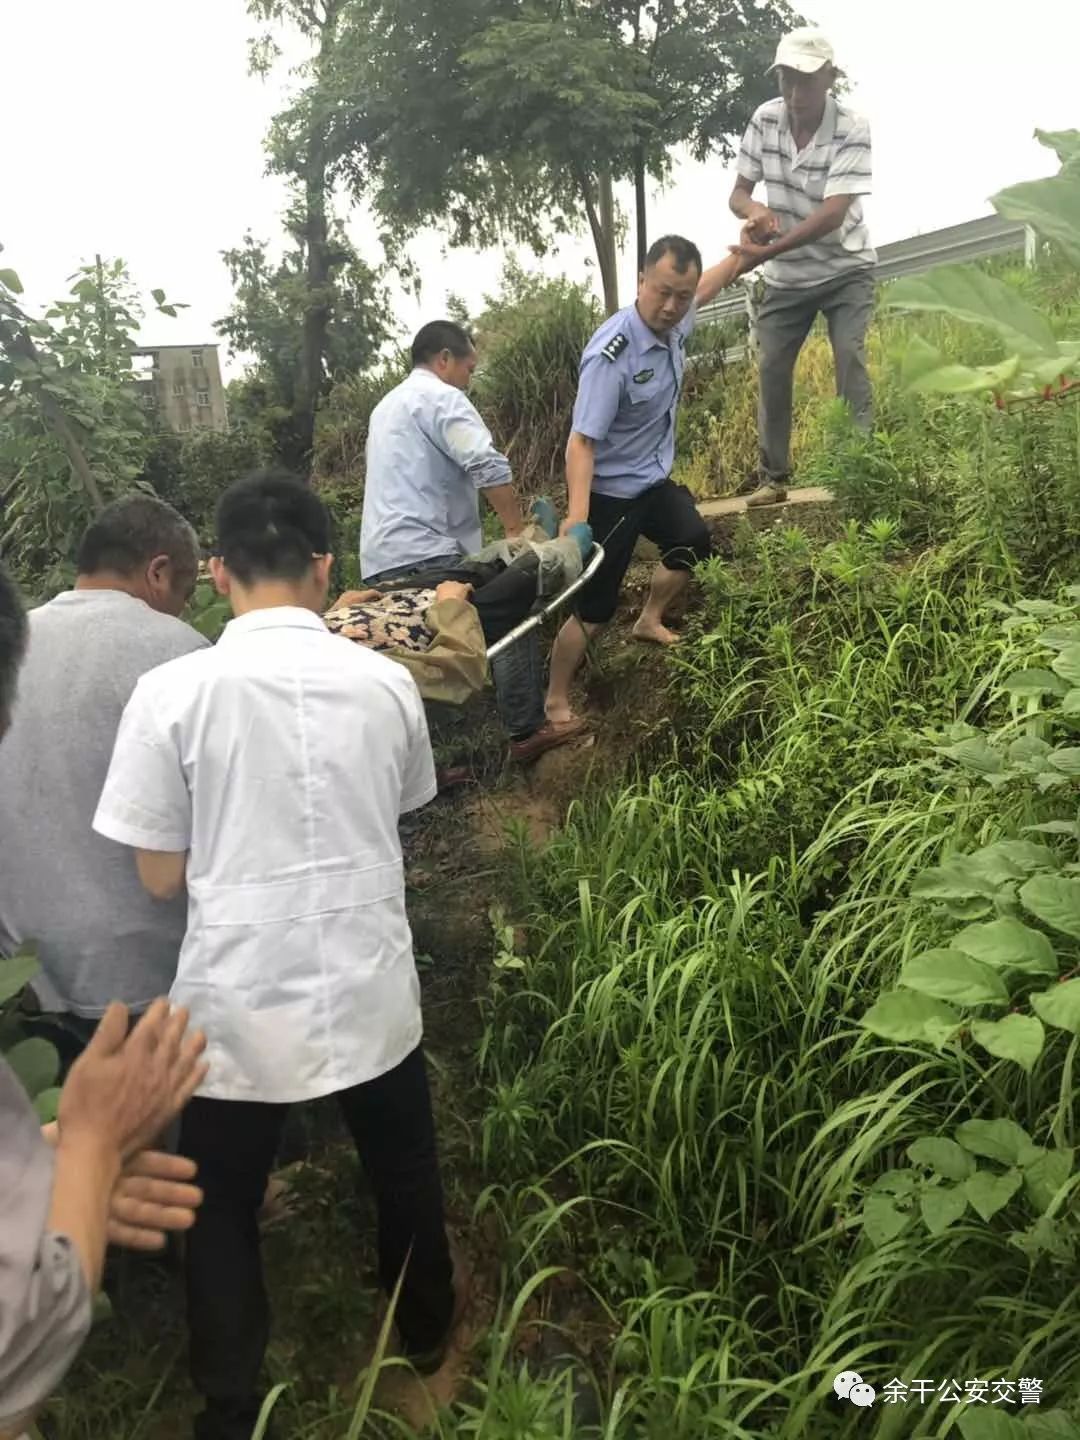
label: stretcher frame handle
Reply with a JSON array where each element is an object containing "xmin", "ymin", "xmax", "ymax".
[{"xmin": 485, "ymin": 543, "xmax": 606, "ymax": 661}]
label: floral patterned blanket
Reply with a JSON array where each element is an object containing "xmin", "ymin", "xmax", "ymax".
[{"xmin": 323, "ymin": 589, "xmax": 438, "ymax": 654}]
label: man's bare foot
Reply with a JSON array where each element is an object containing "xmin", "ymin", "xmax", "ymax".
[{"xmin": 632, "ymin": 618, "xmax": 681, "ymax": 646}]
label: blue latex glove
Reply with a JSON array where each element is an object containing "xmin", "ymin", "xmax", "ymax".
[
  {"xmin": 567, "ymin": 522, "xmax": 593, "ymax": 560},
  {"xmin": 529, "ymin": 496, "xmax": 559, "ymax": 539}
]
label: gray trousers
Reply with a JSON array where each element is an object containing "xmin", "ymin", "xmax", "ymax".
[{"xmin": 757, "ymin": 269, "xmax": 875, "ymax": 480}]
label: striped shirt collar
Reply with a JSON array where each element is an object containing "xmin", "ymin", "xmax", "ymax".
[{"xmin": 778, "ymin": 95, "xmax": 838, "ymax": 161}]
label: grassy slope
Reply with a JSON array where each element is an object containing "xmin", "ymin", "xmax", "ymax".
[{"xmin": 47, "ymin": 265, "xmax": 1080, "ymax": 1438}]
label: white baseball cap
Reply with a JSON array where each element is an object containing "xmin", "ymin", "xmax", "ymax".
[{"xmin": 768, "ymin": 27, "xmax": 835, "ymax": 74}]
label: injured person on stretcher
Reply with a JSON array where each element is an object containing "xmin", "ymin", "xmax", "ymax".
[{"xmin": 324, "ymin": 521, "xmax": 593, "ymax": 709}]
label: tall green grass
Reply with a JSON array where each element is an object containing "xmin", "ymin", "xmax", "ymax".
[{"xmin": 469, "ymin": 529, "xmax": 1080, "ymax": 1437}]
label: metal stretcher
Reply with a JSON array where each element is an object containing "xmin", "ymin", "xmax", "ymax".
[
  {"xmin": 485, "ymin": 542, "xmax": 606, "ymax": 661},
  {"xmin": 371, "ymin": 541, "xmax": 607, "ymax": 664}
]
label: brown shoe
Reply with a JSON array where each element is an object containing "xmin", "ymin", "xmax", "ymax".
[
  {"xmin": 509, "ymin": 716, "xmax": 588, "ymax": 763},
  {"xmin": 435, "ymin": 765, "xmax": 474, "ymax": 793},
  {"xmin": 745, "ymin": 481, "xmax": 788, "ymax": 508}
]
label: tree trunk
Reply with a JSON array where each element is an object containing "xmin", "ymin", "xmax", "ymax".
[
  {"xmin": 283, "ymin": 1, "xmax": 343, "ymax": 480},
  {"xmin": 286, "ymin": 134, "xmax": 332, "ymax": 479},
  {"xmin": 94, "ymin": 254, "xmax": 109, "ymax": 365},
  {"xmin": 634, "ymin": 145, "xmax": 648, "ymax": 275},
  {"xmin": 632, "ymin": 0, "xmax": 648, "ymax": 273},
  {"xmin": 597, "ymin": 169, "xmax": 619, "ymax": 314},
  {"xmin": 577, "ymin": 166, "xmax": 619, "ymax": 315}
]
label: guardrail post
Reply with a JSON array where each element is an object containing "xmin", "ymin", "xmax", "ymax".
[{"xmin": 1024, "ymin": 225, "xmax": 1038, "ymax": 269}]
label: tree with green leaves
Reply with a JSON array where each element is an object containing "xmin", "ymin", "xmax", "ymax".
[
  {"xmin": 329, "ymin": 0, "xmax": 798, "ymax": 313},
  {"xmin": 229, "ymin": 0, "xmax": 391, "ymax": 475},
  {"xmin": 0, "ymin": 253, "xmax": 182, "ymax": 590},
  {"xmin": 217, "ymin": 229, "xmax": 388, "ymax": 462}
]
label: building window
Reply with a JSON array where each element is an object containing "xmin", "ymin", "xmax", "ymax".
[
  {"xmin": 140, "ymin": 392, "xmax": 157, "ymax": 410},
  {"xmin": 191, "ymin": 349, "xmax": 204, "ymax": 368},
  {"xmin": 172, "ymin": 382, "xmax": 185, "ymax": 398},
  {"xmin": 196, "ymin": 389, "xmax": 210, "ymax": 408}
]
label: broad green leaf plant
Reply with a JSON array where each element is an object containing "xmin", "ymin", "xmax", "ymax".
[
  {"xmin": 885, "ymin": 129, "xmax": 1080, "ymax": 405},
  {"xmin": 0, "ymin": 946, "xmax": 60, "ymax": 1122},
  {"xmin": 860, "ymin": 593, "xmax": 1080, "ymax": 1258}
]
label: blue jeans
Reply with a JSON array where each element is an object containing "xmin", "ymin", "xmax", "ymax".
[{"xmin": 364, "ymin": 555, "xmax": 546, "ymax": 739}]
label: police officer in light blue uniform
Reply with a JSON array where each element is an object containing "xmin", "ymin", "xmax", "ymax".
[{"xmin": 546, "ymin": 235, "xmax": 755, "ymax": 725}]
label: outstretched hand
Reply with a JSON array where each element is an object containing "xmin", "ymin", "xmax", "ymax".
[
  {"xmin": 108, "ymin": 1150, "xmax": 203, "ymax": 1250},
  {"xmin": 729, "ymin": 242, "xmax": 773, "ymax": 268},
  {"xmin": 41, "ymin": 1127, "xmax": 203, "ymax": 1251},
  {"xmin": 434, "ymin": 581, "xmax": 473, "ymax": 604},
  {"xmin": 329, "ymin": 589, "xmax": 382, "ymax": 610},
  {"xmin": 742, "ymin": 206, "xmax": 780, "ymax": 243},
  {"xmin": 58, "ymin": 1000, "xmax": 208, "ymax": 1164}
]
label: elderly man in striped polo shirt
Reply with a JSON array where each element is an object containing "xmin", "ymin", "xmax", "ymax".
[{"xmin": 730, "ymin": 27, "xmax": 876, "ymax": 506}]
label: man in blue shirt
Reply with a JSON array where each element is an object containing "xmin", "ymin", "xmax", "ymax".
[
  {"xmin": 546, "ymin": 236, "xmax": 751, "ymax": 725},
  {"xmin": 362, "ymin": 321, "xmax": 586, "ymax": 762},
  {"xmin": 361, "ymin": 322, "xmax": 523, "ymax": 581}
]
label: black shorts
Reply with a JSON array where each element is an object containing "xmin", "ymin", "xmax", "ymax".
[{"xmin": 577, "ymin": 479, "xmax": 712, "ymax": 624}]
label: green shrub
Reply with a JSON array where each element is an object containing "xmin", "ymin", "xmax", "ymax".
[
  {"xmin": 314, "ymin": 355, "xmax": 409, "ymax": 492},
  {"xmin": 469, "ymin": 262, "xmax": 601, "ymax": 499},
  {"xmin": 141, "ymin": 426, "xmax": 269, "ymax": 543},
  {"xmin": 1, "ymin": 947, "xmax": 61, "ymax": 1123}
]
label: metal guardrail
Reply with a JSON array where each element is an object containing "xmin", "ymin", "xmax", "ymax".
[
  {"xmin": 874, "ymin": 215, "xmax": 1030, "ymax": 282},
  {"xmin": 696, "ymin": 214, "xmax": 1032, "ymax": 330}
]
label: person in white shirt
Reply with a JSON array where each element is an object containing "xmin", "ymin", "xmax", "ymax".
[
  {"xmin": 361, "ymin": 320, "xmax": 586, "ymax": 763},
  {"xmin": 93, "ymin": 472, "xmax": 459, "ymax": 1440}
]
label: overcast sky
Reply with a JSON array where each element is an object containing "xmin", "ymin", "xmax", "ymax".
[{"xmin": 4, "ymin": 0, "xmax": 1078, "ymax": 376}]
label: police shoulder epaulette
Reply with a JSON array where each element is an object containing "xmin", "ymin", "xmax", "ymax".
[{"xmin": 600, "ymin": 333, "xmax": 628, "ymax": 363}]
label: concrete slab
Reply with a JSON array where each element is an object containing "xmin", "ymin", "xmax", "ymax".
[
  {"xmin": 697, "ymin": 486, "xmax": 834, "ymax": 519},
  {"xmin": 632, "ymin": 486, "xmax": 838, "ymax": 561}
]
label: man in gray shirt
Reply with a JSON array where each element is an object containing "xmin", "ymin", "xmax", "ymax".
[
  {"xmin": 0, "ymin": 496, "xmax": 207, "ymax": 1066},
  {"xmin": 0, "ymin": 556, "xmax": 208, "ymax": 1435}
]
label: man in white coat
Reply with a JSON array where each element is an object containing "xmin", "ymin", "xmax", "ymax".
[{"xmin": 94, "ymin": 471, "xmax": 459, "ymax": 1440}]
